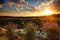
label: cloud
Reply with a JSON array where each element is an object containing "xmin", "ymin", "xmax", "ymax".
[
  {"xmin": 7, "ymin": 0, "xmax": 28, "ymax": 7},
  {"xmin": 28, "ymin": 6, "xmax": 37, "ymax": 12},
  {"xmin": 53, "ymin": 0, "xmax": 60, "ymax": 12},
  {"xmin": 19, "ymin": 0, "xmax": 25, "ymax": 3},
  {"xmin": 0, "ymin": 4, "xmax": 3, "ymax": 8},
  {"xmin": 7, "ymin": 1, "xmax": 15, "ymax": 6},
  {"xmin": 16, "ymin": 0, "xmax": 28, "ymax": 7},
  {"xmin": 15, "ymin": 7, "xmax": 24, "ymax": 11},
  {"xmin": 16, "ymin": 7, "xmax": 20, "ymax": 11},
  {"xmin": 16, "ymin": 3, "xmax": 28, "ymax": 7}
]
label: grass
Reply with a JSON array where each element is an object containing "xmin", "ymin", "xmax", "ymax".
[{"xmin": 0, "ymin": 36, "xmax": 8, "ymax": 40}]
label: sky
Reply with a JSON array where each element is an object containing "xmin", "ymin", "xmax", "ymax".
[
  {"xmin": 0, "ymin": 0, "xmax": 60, "ymax": 12},
  {"xmin": 0, "ymin": 0, "xmax": 50, "ymax": 12}
]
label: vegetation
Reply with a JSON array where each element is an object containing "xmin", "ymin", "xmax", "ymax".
[
  {"xmin": 26, "ymin": 22, "xmax": 37, "ymax": 40},
  {"xmin": 46, "ymin": 28, "xmax": 60, "ymax": 40}
]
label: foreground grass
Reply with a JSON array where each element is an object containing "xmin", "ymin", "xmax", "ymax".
[{"xmin": 0, "ymin": 36, "xmax": 8, "ymax": 40}]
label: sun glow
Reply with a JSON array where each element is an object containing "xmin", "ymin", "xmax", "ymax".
[{"xmin": 42, "ymin": 8, "xmax": 54, "ymax": 15}]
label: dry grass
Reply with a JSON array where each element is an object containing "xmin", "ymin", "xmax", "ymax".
[{"xmin": 0, "ymin": 36, "xmax": 8, "ymax": 40}]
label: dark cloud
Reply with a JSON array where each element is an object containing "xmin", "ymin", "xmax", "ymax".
[
  {"xmin": 7, "ymin": 0, "xmax": 19, "ymax": 3},
  {"xmin": 7, "ymin": 0, "xmax": 26, "ymax": 3},
  {"xmin": 53, "ymin": 0, "xmax": 60, "ymax": 12},
  {"xmin": 0, "ymin": 0, "xmax": 4, "ymax": 4}
]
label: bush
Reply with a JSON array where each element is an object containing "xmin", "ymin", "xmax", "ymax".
[
  {"xmin": 46, "ymin": 28, "xmax": 60, "ymax": 40},
  {"xmin": 26, "ymin": 22, "xmax": 37, "ymax": 40}
]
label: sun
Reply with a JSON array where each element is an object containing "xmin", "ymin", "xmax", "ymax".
[{"xmin": 42, "ymin": 9, "xmax": 54, "ymax": 15}]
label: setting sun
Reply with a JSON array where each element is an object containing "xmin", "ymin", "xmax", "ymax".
[{"xmin": 42, "ymin": 9, "xmax": 54, "ymax": 15}]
